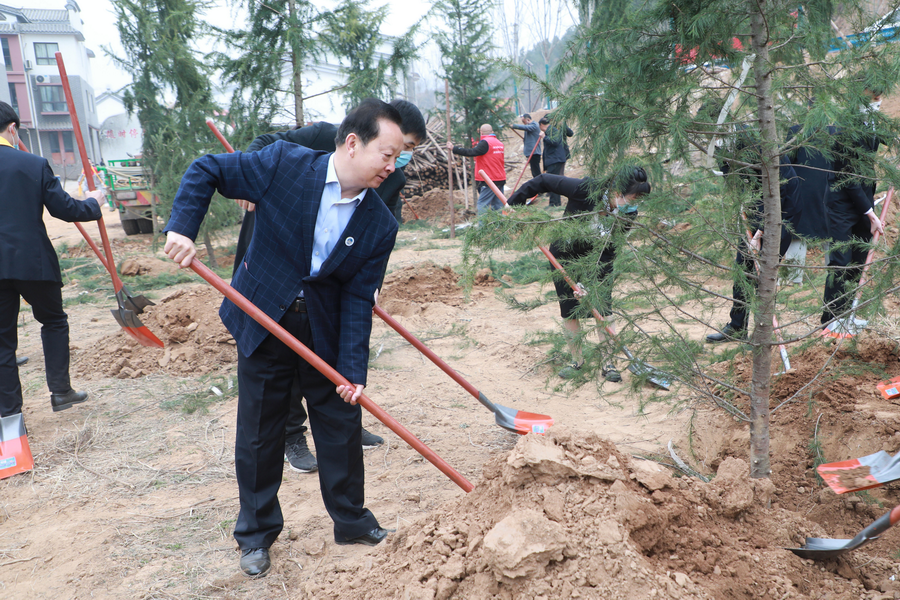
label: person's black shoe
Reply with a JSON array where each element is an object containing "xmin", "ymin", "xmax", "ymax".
[
  {"xmin": 239, "ymin": 547, "xmax": 270, "ymax": 578},
  {"xmin": 50, "ymin": 389, "xmax": 88, "ymax": 412},
  {"xmin": 335, "ymin": 527, "xmax": 390, "ymax": 546},
  {"xmin": 361, "ymin": 427, "xmax": 384, "ymax": 449},
  {"xmin": 15, "ymin": 356, "xmax": 28, "ymax": 367},
  {"xmin": 284, "ymin": 436, "xmax": 318, "ymax": 473},
  {"xmin": 601, "ymin": 365, "xmax": 622, "ymax": 383},
  {"xmin": 705, "ymin": 324, "xmax": 747, "ymax": 343}
]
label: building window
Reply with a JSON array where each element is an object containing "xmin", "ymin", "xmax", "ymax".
[
  {"xmin": 40, "ymin": 86, "xmax": 67, "ymax": 112},
  {"xmin": 1, "ymin": 38, "xmax": 11, "ymax": 72},
  {"xmin": 8, "ymin": 83, "xmax": 17, "ymax": 112},
  {"xmin": 62, "ymin": 131, "xmax": 73, "ymax": 153},
  {"xmin": 34, "ymin": 42, "xmax": 59, "ymax": 66},
  {"xmin": 49, "ymin": 132, "xmax": 61, "ymax": 154}
]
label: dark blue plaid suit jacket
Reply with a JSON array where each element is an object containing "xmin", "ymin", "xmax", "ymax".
[{"xmin": 165, "ymin": 141, "xmax": 398, "ymax": 385}]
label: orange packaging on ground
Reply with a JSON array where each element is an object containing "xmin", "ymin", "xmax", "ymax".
[
  {"xmin": 877, "ymin": 376, "xmax": 900, "ymax": 400},
  {"xmin": 0, "ymin": 413, "xmax": 34, "ymax": 480}
]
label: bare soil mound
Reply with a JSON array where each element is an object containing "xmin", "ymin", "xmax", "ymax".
[
  {"xmin": 306, "ymin": 429, "xmax": 892, "ymax": 600},
  {"xmin": 119, "ymin": 256, "xmax": 180, "ymax": 277},
  {"xmin": 403, "ymin": 189, "xmax": 473, "ymax": 225},
  {"xmin": 71, "ymin": 285, "xmax": 235, "ymax": 379},
  {"xmin": 381, "ymin": 262, "xmax": 466, "ymax": 313}
]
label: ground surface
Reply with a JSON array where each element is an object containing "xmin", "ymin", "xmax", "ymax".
[{"xmin": 2, "ymin": 174, "xmax": 900, "ymax": 600}]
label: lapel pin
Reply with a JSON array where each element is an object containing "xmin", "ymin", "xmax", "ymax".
[{"xmin": 345, "ymin": 237, "xmax": 355, "ymax": 247}]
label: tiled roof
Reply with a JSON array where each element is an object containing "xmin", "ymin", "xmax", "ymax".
[
  {"xmin": 0, "ymin": 21, "xmax": 84, "ymax": 41},
  {"xmin": 38, "ymin": 115, "xmax": 74, "ymax": 130},
  {"xmin": 21, "ymin": 9, "xmax": 69, "ymax": 22}
]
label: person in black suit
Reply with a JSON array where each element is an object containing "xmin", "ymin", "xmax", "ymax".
[
  {"xmin": 538, "ymin": 116, "xmax": 574, "ymax": 207},
  {"xmin": 706, "ymin": 131, "xmax": 804, "ymax": 343},
  {"xmin": 164, "ymin": 99, "xmax": 403, "ymax": 578},
  {"xmin": 0, "ymin": 102, "xmax": 104, "ymax": 418},
  {"xmin": 232, "ymin": 100, "xmax": 427, "ymax": 474},
  {"xmin": 821, "ymin": 114, "xmax": 884, "ymax": 326}
]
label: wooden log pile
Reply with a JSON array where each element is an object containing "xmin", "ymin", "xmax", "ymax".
[{"xmin": 403, "ymin": 117, "xmax": 465, "ymax": 196}]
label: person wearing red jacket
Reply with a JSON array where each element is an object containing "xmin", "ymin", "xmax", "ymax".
[{"xmin": 448, "ymin": 124, "xmax": 506, "ymax": 213}]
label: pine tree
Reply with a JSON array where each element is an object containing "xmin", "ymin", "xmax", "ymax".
[
  {"xmin": 433, "ymin": 0, "xmax": 512, "ymax": 146},
  {"xmin": 212, "ymin": 0, "xmax": 321, "ymax": 136},
  {"xmin": 109, "ymin": 0, "xmax": 241, "ymax": 266},
  {"xmin": 320, "ymin": 0, "xmax": 419, "ymax": 110},
  {"xmin": 464, "ymin": 0, "xmax": 900, "ymax": 479}
]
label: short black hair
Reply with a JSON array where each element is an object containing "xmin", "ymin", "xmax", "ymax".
[
  {"xmin": 522, "ymin": 113, "xmax": 532, "ymax": 120},
  {"xmin": 335, "ymin": 98, "xmax": 403, "ymax": 147},
  {"xmin": 538, "ymin": 116, "xmax": 550, "ymax": 125},
  {"xmin": 0, "ymin": 101, "xmax": 19, "ymax": 133},
  {"xmin": 390, "ymin": 98, "xmax": 426, "ymax": 144}
]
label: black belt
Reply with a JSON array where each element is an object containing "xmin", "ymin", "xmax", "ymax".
[{"xmin": 288, "ymin": 297, "xmax": 307, "ymax": 313}]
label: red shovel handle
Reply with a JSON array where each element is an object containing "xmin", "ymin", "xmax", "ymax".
[
  {"xmin": 189, "ymin": 259, "xmax": 474, "ymax": 493},
  {"xmin": 205, "ymin": 119, "xmax": 235, "ymax": 153},
  {"xmin": 55, "ymin": 52, "xmax": 123, "ymax": 293}
]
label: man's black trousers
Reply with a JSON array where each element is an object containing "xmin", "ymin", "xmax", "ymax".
[
  {"xmin": 528, "ymin": 153, "xmax": 542, "ymax": 179},
  {"xmin": 821, "ymin": 201, "xmax": 873, "ymax": 324},
  {"xmin": 0, "ymin": 280, "xmax": 71, "ymax": 416},
  {"xmin": 728, "ymin": 227, "xmax": 793, "ymax": 331},
  {"xmin": 233, "ymin": 309, "xmax": 378, "ymax": 550}
]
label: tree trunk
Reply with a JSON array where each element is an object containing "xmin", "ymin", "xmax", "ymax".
[
  {"xmin": 288, "ymin": 0, "xmax": 304, "ymax": 126},
  {"xmin": 203, "ymin": 231, "xmax": 218, "ymax": 269},
  {"xmin": 748, "ymin": 6, "xmax": 779, "ymax": 479}
]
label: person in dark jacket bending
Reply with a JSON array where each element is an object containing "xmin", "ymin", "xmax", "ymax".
[
  {"xmin": 507, "ymin": 168, "xmax": 651, "ymax": 382},
  {"xmin": 231, "ymin": 100, "xmax": 427, "ymax": 474}
]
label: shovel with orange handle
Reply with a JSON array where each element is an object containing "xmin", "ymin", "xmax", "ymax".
[{"xmin": 55, "ymin": 52, "xmax": 163, "ymax": 348}]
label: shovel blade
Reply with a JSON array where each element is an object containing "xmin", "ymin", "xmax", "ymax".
[
  {"xmin": 821, "ymin": 316, "xmax": 868, "ymax": 339},
  {"xmin": 627, "ymin": 360, "xmax": 672, "ymax": 390},
  {"xmin": 117, "ymin": 288, "xmax": 155, "ymax": 314},
  {"xmin": 817, "ymin": 450, "xmax": 900, "ymax": 494},
  {"xmin": 787, "ymin": 537, "xmax": 858, "ymax": 560},
  {"xmin": 492, "ymin": 404, "xmax": 554, "ymax": 435},
  {"xmin": 110, "ymin": 308, "xmax": 164, "ymax": 348}
]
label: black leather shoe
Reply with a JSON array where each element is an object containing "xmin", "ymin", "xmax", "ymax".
[
  {"xmin": 240, "ymin": 547, "xmax": 271, "ymax": 578},
  {"xmin": 335, "ymin": 526, "xmax": 390, "ymax": 546},
  {"xmin": 706, "ymin": 324, "xmax": 747, "ymax": 343},
  {"xmin": 15, "ymin": 356, "xmax": 28, "ymax": 367},
  {"xmin": 50, "ymin": 389, "xmax": 88, "ymax": 412}
]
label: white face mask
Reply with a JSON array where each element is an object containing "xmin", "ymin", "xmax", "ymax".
[{"xmin": 862, "ymin": 100, "xmax": 882, "ymax": 113}]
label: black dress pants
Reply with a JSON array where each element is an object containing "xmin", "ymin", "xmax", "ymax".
[
  {"xmin": 528, "ymin": 153, "xmax": 542, "ymax": 178},
  {"xmin": 0, "ymin": 279, "xmax": 71, "ymax": 416},
  {"xmin": 821, "ymin": 202, "xmax": 872, "ymax": 324},
  {"xmin": 728, "ymin": 227, "xmax": 793, "ymax": 331},
  {"xmin": 233, "ymin": 309, "xmax": 378, "ymax": 550}
]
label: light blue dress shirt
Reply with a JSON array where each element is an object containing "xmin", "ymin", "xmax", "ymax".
[{"xmin": 310, "ymin": 154, "xmax": 366, "ymax": 277}]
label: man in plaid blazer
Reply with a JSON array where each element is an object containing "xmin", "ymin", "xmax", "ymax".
[{"xmin": 163, "ymin": 99, "xmax": 402, "ymax": 578}]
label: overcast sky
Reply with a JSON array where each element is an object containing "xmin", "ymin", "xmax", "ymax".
[{"xmin": 16, "ymin": 0, "xmax": 573, "ymax": 95}]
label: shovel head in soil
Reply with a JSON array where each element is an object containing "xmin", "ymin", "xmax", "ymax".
[
  {"xmin": 621, "ymin": 345, "xmax": 672, "ymax": 390},
  {"xmin": 0, "ymin": 413, "xmax": 34, "ymax": 480},
  {"xmin": 788, "ymin": 505, "xmax": 900, "ymax": 560},
  {"xmin": 817, "ymin": 450, "xmax": 900, "ymax": 494},
  {"xmin": 372, "ymin": 306, "xmax": 553, "ymax": 435}
]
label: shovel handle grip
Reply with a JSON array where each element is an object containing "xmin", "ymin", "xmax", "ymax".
[{"xmin": 189, "ymin": 260, "xmax": 474, "ymax": 493}]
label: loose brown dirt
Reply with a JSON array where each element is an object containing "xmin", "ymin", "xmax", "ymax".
[{"xmin": 4, "ymin": 201, "xmax": 900, "ymax": 599}]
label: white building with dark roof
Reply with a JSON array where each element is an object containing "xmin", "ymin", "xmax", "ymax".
[{"xmin": 0, "ymin": 0, "xmax": 100, "ymax": 177}]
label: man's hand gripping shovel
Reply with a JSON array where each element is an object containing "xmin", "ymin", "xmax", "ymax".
[
  {"xmin": 55, "ymin": 52, "xmax": 162, "ymax": 347},
  {"xmin": 202, "ymin": 120, "xmax": 549, "ymax": 436},
  {"xmin": 479, "ymin": 173, "xmax": 671, "ymax": 390}
]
